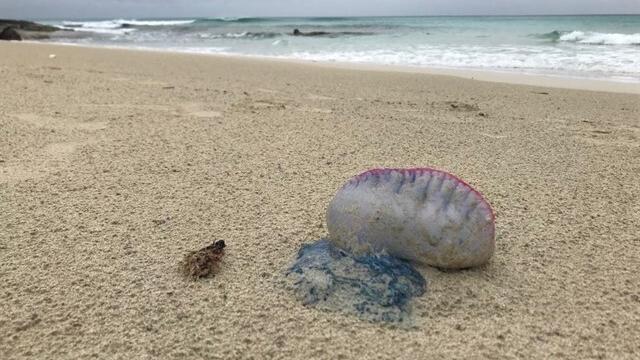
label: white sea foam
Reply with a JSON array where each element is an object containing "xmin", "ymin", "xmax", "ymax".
[
  {"xmin": 284, "ymin": 46, "xmax": 640, "ymax": 79},
  {"xmin": 121, "ymin": 20, "xmax": 196, "ymax": 26},
  {"xmin": 59, "ymin": 26, "xmax": 134, "ymax": 35},
  {"xmin": 559, "ymin": 31, "xmax": 640, "ymax": 45},
  {"xmin": 63, "ymin": 20, "xmax": 124, "ymax": 30},
  {"xmin": 63, "ymin": 19, "xmax": 195, "ymax": 28},
  {"xmin": 225, "ymin": 32, "xmax": 249, "ymax": 38},
  {"xmin": 59, "ymin": 19, "xmax": 195, "ymax": 35}
]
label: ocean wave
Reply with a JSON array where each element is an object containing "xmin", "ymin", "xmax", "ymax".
[
  {"xmin": 60, "ymin": 20, "xmax": 135, "ymax": 35},
  {"xmin": 196, "ymin": 30, "xmax": 372, "ymax": 39},
  {"xmin": 534, "ymin": 30, "xmax": 640, "ymax": 45},
  {"xmin": 72, "ymin": 19, "xmax": 194, "ymax": 27},
  {"xmin": 201, "ymin": 17, "xmax": 274, "ymax": 23},
  {"xmin": 63, "ymin": 20, "xmax": 125, "ymax": 29},
  {"xmin": 198, "ymin": 31, "xmax": 281, "ymax": 39},
  {"xmin": 307, "ymin": 17, "xmax": 352, "ymax": 21},
  {"xmin": 122, "ymin": 19, "xmax": 196, "ymax": 26},
  {"xmin": 61, "ymin": 27, "xmax": 134, "ymax": 35},
  {"xmin": 558, "ymin": 31, "xmax": 640, "ymax": 45},
  {"xmin": 61, "ymin": 19, "xmax": 195, "ymax": 32},
  {"xmin": 533, "ymin": 30, "xmax": 563, "ymax": 41},
  {"xmin": 282, "ymin": 46, "xmax": 640, "ymax": 78}
]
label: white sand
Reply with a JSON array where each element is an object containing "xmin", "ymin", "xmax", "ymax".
[{"xmin": 1, "ymin": 42, "xmax": 639, "ymax": 359}]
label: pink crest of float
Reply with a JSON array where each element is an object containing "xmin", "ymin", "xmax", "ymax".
[{"xmin": 349, "ymin": 167, "xmax": 496, "ymax": 225}]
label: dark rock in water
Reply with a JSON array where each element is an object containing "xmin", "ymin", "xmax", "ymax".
[
  {"xmin": 292, "ymin": 28, "xmax": 330, "ymax": 36},
  {"xmin": 0, "ymin": 20, "xmax": 62, "ymax": 41},
  {"xmin": 286, "ymin": 239, "xmax": 426, "ymax": 323},
  {"xmin": 306, "ymin": 31, "xmax": 331, "ymax": 36},
  {"xmin": 0, "ymin": 27, "xmax": 21, "ymax": 41},
  {"xmin": 291, "ymin": 28, "xmax": 372, "ymax": 38},
  {"xmin": 0, "ymin": 19, "xmax": 59, "ymax": 32}
]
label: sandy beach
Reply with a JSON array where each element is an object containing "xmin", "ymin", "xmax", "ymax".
[{"xmin": 1, "ymin": 42, "xmax": 639, "ymax": 359}]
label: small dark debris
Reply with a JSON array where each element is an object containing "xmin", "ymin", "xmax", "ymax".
[
  {"xmin": 162, "ymin": 86, "xmax": 175, "ymax": 90},
  {"xmin": 152, "ymin": 218, "xmax": 170, "ymax": 225},
  {"xmin": 14, "ymin": 314, "xmax": 40, "ymax": 332},
  {"xmin": 477, "ymin": 112, "xmax": 487, "ymax": 117},
  {"xmin": 445, "ymin": 101, "xmax": 479, "ymax": 112},
  {"xmin": 592, "ymin": 130, "xmax": 612, "ymax": 134},
  {"xmin": 533, "ymin": 91, "xmax": 550, "ymax": 95},
  {"xmin": 180, "ymin": 240, "xmax": 226, "ymax": 279}
]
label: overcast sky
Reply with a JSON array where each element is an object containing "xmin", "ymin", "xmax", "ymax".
[{"xmin": 2, "ymin": 0, "xmax": 639, "ymax": 20}]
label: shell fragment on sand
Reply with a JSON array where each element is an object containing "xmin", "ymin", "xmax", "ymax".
[
  {"xmin": 327, "ymin": 168, "xmax": 495, "ymax": 269},
  {"xmin": 286, "ymin": 239, "xmax": 426, "ymax": 323},
  {"xmin": 180, "ymin": 240, "xmax": 226, "ymax": 279}
]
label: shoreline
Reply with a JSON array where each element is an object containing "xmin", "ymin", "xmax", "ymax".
[{"xmin": 20, "ymin": 40, "xmax": 640, "ymax": 95}]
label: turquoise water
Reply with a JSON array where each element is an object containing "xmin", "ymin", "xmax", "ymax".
[{"xmin": 43, "ymin": 15, "xmax": 640, "ymax": 81}]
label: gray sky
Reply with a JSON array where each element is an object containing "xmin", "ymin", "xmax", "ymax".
[{"xmin": 1, "ymin": 0, "xmax": 639, "ymax": 20}]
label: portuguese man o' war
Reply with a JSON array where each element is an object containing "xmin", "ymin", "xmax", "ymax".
[
  {"xmin": 328, "ymin": 168, "xmax": 495, "ymax": 269},
  {"xmin": 287, "ymin": 168, "xmax": 495, "ymax": 323}
]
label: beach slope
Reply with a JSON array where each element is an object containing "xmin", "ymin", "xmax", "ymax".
[{"xmin": 1, "ymin": 42, "xmax": 638, "ymax": 359}]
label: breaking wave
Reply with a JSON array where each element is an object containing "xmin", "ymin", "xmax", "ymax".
[
  {"xmin": 198, "ymin": 31, "xmax": 281, "ymax": 39},
  {"xmin": 201, "ymin": 17, "xmax": 276, "ymax": 23},
  {"xmin": 558, "ymin": 31, "xmax": 640, "ymax": 45},
  {"xmin": 63, "ymin": 19, "xmax": 195, "ymax": 28},
  {"xmin": 536, "ymin": 30, "xmax": 640, "ymax": 45},
  {"xmin": 59, "ymin": 19, "xmax": 196, "ymax": 34}
]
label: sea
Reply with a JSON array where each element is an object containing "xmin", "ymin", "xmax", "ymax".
[{"xmin": 40, "ymin": 15, "xmax": 640, "ymax": 82}]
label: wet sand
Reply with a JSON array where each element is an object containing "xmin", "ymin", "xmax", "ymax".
[{"xmin": 1, "ymin": 42, "xmax": 639, "ymax": 359}]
